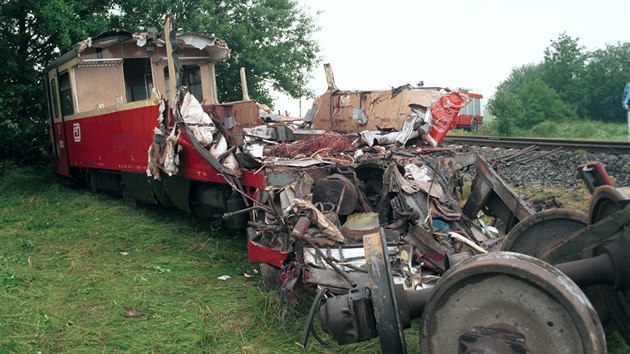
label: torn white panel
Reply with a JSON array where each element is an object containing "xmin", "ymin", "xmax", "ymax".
[
  {"xmin": 360, "ymin": 130, "xmax": 418, "ymax": 146},
  {"xmin": 179, "ymin": 34, "xmax": 215, "ymax": 50},
  {"xmin": 222, "ymin": 153, "xmax": 239, "ymax": 175},
  {"xmin": 243, "ymin": 125, "xmax": 274, "ymax": 140},
  {"xmin": 404, "ymin": 164, "xmax": 431, "ymax": 182},
  {"xmin": 190, "ymin": 125, "xmax": 215, "ymax": 147},
  {"xmin": 339, "ymin": 95, "xmax": 351, "ymax": 107},
  {"xmin": 352, "ymin": 108, "xmax": 368, "ymax": 125},
  {"xmin": 210, "ymin": 134, "xmax": 228, "ymax": 158},
  {"xmin": 163, "ymin": 141, "xmax": 179, "ymax": 176},
  {"xmin": 244, "ymin": 143, "xmax": 265, "ymax": 158},
  {"xmin": 181, "ymin": 92, "xmax": 212, "ymax": 125},
  {"xmin": 396, "ymin": 106, "xmax": 426, "ymax": 145}
]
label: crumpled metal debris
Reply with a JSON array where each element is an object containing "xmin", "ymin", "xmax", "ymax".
[{"xmin": 291, "ymin": 198, "xmax": 345, "ymax": 244}]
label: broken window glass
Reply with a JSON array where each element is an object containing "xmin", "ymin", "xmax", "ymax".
[
  {"xmin": 123, "ymin": 58, "xmax": 154, "ymax": 102},
  {"xmin": 58, "ymin": 72, "xmax": 73, "ymax": 116}
]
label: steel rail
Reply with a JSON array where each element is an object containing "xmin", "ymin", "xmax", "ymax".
[{"xmin": 444, "ymin": 135, "xmax": 630, "ymax": 154}]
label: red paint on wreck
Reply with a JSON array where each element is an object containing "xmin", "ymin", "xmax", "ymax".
[
  {"xmin": 247, "ymin": 239, "xmax": 289, "ymax": 268},
  {"xmin": 429, "ymin": 92, "xmax": 468, "ymax": 143},
  {"xmin": 65, "ymin": 105, "xmax": 159, "ymax": 173},
  {"xmin": 62, "ymin": 104, "xmax": 265, "ymax": 188}
]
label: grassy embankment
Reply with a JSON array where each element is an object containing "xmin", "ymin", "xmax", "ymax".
[
  {"xmin": 0, "ymin": 163, "xmax": 627, "ymax": 353},
  {"xmin": 0, "ymin": 163, "xmax": 423, "ymax": 353},
  {"xmin": 473, "ymin": 118, "xmax": 629, "ymax": 141}
]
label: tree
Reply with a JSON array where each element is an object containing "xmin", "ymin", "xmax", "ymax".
[
  {"xmin": 0, "ymin": 0, "xmax": 114, "ymax": 162},
  {"xmin": 541, "ymin": 33, "xmax": 588, "ymax": 117},
  {"xmin": 495, "ymin": 63, "xmax": 544, "ymax": 94},
  {"xmin": 0, "ymin": 0, "xmax": 320, "ymax": 163},
  {"xmin": 487, "ymin": 92, "xmax": 520, "ymax": 135},
  {"xmin": 488, "ymin": 67, "xmax": 576, "ymax": 133},
  {"xmin": 112, "ymin": 0, "xmax": 320, "ymax": 105},
  {"xmin": 487, "ymin": 63, "xmax": 544, "ymax": 134},
  {"xmin": 582, "ymin": 42, "xmax": 630, "ymax": 122},
  {"xmin": 515, "ymin": 79, "xmax": 576, "ymax": 129}
]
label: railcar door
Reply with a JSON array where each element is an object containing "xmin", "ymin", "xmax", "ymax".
[{"xmin": 48, "ymin": 71, "xmax": 70, "ymax": 176}]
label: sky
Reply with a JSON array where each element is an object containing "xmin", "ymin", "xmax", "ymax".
[{"xmin": 275, "ymin": 0, "xmax": 630, "ymax": 116}]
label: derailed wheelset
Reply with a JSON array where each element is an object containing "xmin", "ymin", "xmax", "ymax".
[{"xmin": 314, "ymin": 185, "xmax": 630, "ymax": 353}]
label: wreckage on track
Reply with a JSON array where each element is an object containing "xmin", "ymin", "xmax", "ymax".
[{"xmin": 46, "ymin": 15, "xmax": 630, "ymax": 353}]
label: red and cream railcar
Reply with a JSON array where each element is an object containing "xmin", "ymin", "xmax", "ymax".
[{"xmin": 45, "ymin": 28, "xmax": 263, "ymax": 223}]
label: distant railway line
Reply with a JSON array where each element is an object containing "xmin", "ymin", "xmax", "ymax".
[{"xmin": 444, "ymin": 135, "xmax": 630, "ymax": 154}]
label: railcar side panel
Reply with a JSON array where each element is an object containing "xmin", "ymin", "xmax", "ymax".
[{"xmin": 64, "ymin": 105, "xmax": 159, "ymax": 173}]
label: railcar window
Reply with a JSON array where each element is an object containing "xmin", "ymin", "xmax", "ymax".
[
  {"xmin": 58, "ymin": 73, "xmax": 73, "ymax": 116},
  {"xmin": 184, "ymin": 65, "xmax": 203, "ymax": 102},
  {"xmin": 123, "ymin": 58, "xmax": 154, "ymax": 102},
  {"xmin": 164, "ymin": 65, "xmax": 203, "ymax": 102},
  {"xmin": 50, "ymin": 78, "xmax": 59, "ymax": 119}
]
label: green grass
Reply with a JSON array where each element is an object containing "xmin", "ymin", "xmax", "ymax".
[
  {"xmin": 0, "ymin": 163, "xmax": 419, "ymax": 353},
  {"xmin": 468, "ymin": 119, "xmax": 629, "ymax": 141},
  {"xmin": 0, "ymin": 163, "xmax": 627, "ymax": 353}
]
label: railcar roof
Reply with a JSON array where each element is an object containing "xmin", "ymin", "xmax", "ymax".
[{"xmin": 47, "ymin": 28, "xmax": 230, "ymax": 72}]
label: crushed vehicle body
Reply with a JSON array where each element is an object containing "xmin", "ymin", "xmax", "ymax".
[{"xmin": 46, "ymin": 15, "xmax": 629, "ymax": 353}]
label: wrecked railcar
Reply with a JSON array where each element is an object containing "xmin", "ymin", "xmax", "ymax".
[
  {"xmin": 46, "ymin": 16, "xmax": 629, "ymax": 353},
  {"xmin": 44, "ymin": 15, "xmax": 479, "ymax": 288}
]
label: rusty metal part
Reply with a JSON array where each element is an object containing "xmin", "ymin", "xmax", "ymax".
[
  {"xmin": 404, "ymin": 224, "xmax": 448, "ymax": 272},
  {"xmin": 500, "ymin": 208, "xmax": 615, "ymax": 334},
  {"xmin": 577, "ymin": 161, "xmax": 614, "ymax": 194},
  {"xmin": 304, "ymin": 239, "xmax": 356, "ymax": 288},
  {"xmin": 462, "ymin": 155, "xmax": 534, "ymax": 234},
  {"xmin": 420, "ymin": 252, "xmax": 606, "ymax": 354},
  {"xmin": 304, "ymin": 267, "xmax": 369, "ymax": 291},
  {"xmin": 290, "ymin": 216, "xmax": 311, "ymax": 239},
  {"xmin": 312, "ymin": 178, "xmax": 358, "ymax": 215},
  {"xmin": 320, "ymin": 287, "xmax": 378, "ymax": 345},
  {"xmin": 539, "ymin": 188, "xmax": 630, "ymax": 264},
  {"xmin": 363, "ymin": 230, "xmax": 407, "ymax": 353},
  {"xmin": 501, "ymin": 209, "xmax": 588, "ymax": 259},
  {"xmin": 458, "ymin": 325, "xmax": 529, "ymax": 353},
  {"xmin": 587, "ymin": 186, "xmax": 630, "ymax": 343},
  {"xmin": 222, "ymin": 205, "xmax": 269, "ymax": 219},
  {"xmin": 588, "ymin": 185, "xmax": 630, "ymax": 225}
]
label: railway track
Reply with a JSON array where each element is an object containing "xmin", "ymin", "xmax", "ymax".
[{"xmin": 444, "ymin": 135, "xmax": 630, "ymax": 154}]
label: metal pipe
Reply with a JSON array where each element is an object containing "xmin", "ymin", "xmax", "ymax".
[
  {"xmin": 222, "ymin": 206, "xmax": 266, "ymax": 219},
  {"xmin": 555, "ymin": 253, "xmax": 615, "ymax": 288}
]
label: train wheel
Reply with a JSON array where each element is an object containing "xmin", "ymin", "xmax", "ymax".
[
  {"xmin": 501, "ymin": 208, "xmax": 588, "ymax": 258},
  {"xmin": 589, "ymin": 186, "xmax": 630, "ymax": 343},
  {"xmin": 420, "ymin": 252, "xmax": 605, "ymax": 354},
  {"xmin": 500, "ymin": 208, "xmax": 615, "ymax": 334}
]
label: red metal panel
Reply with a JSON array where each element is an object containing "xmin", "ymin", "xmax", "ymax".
[
  {"xmin": 63, "ymin": 104, "xmax": 266, "ymax": 189},
  {"xmin": 429, "ymin": 92, "xmax": 467, "ymax": 143},
  {"xmin": 65, "ymin": 105, "xmax": 159, "ymax": 173},
  {"xmin": 247, "ymin": 239, "xmax": 289, "ymax": 267}
]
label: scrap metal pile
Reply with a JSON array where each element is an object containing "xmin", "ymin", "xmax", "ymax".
[
  {"xmin": 233, "ymin": 85, "xmax": 487, "ymax": 295},
  {"xmin": 233, "ymin": 88, "xmax": 629, "ymax": 353},
  {"xmin": 145, "ymin": 43, "xmax": 628, "ymax": 350}
]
